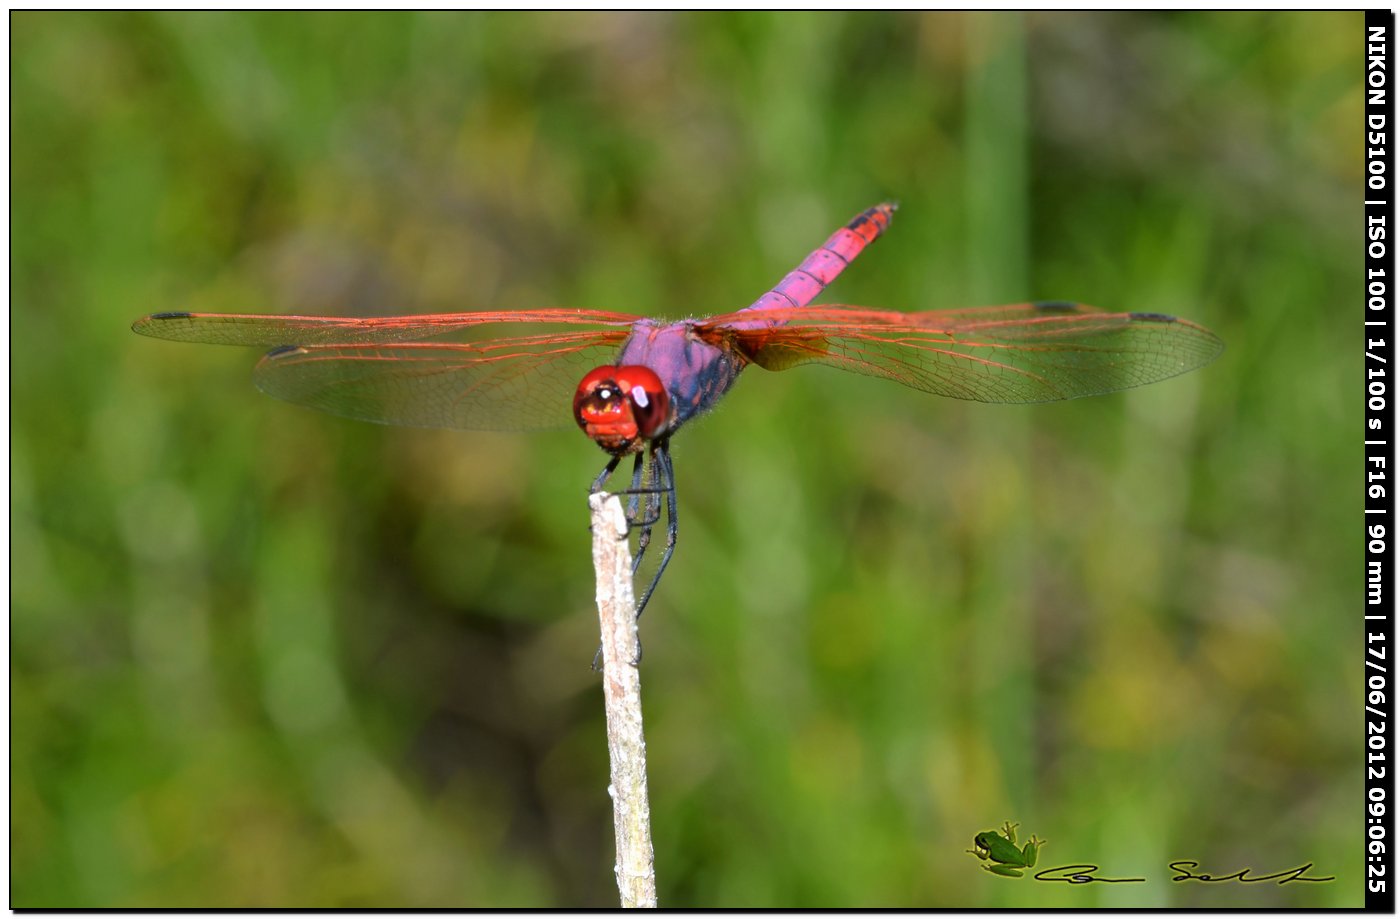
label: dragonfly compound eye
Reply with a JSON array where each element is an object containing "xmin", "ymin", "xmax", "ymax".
[
  {"xmin": 573, "ymin": 365, "xmax": 669, "ymax": 453},
  {"xmin": 612, "ymin": 366, "xmax": 669, "ymax": 439}
]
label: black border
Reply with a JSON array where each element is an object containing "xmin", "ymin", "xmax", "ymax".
[{"xmin": 1364, "ymin": 8, "xmax": 1395, "ymax": 913}]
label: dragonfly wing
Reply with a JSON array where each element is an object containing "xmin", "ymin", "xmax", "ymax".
[
  {"xmin": 694, "ymin": 302, "xmax": 1223, "ymax": 404},
  {"xmin": 251, "ymin": 329, "xmax": 631, "ymax": 431},
  {"xmin": 132, "ymin": 308, "xmax": 641, "ymax": 347}
]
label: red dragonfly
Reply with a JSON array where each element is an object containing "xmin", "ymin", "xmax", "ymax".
[{"xmin": 133, "ymin": 203, "xmax": 1222, "ymax": 617}]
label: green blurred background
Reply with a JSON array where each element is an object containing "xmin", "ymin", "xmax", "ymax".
[{"xmin": 12, "ymin": 11, "xmax": 1362, "ymax": 907}]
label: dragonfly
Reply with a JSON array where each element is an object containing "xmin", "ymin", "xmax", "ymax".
[{"xmin": 133, "ymin": 202, "xmax": 1222, "ymax": 621}]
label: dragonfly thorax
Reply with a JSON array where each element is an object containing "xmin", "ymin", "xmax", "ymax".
[{"xmin": 573, "ymin": 365, "xmax": 670, "ymax": 455}]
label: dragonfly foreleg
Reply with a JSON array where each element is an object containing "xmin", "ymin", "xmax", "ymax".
[{"xmin": 590, "ymin": 453, "xmax": 623, "ymax": 494}]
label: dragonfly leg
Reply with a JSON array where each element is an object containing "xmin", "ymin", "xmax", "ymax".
[
  {"xmin": 628, "ymin": 453, "xmax": 653, "ymax": 577},
  {"xmin": 625, "ymin": 451, "xmax": 645, "ymax": 516},
  {"xmin": 590, "ymin": 454, "xmax": 623, "ymax": 494},
  {"xmin": 633, "ymin": 440, "xmax": 677, "ymax": 625}
]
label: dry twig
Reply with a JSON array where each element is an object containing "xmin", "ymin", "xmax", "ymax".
[{"xmin": 589, "ymin": 492, "xmax": 657, "ymax": 909}]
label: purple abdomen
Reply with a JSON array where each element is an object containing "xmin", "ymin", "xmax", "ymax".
[{"xmin": 742, "ymin": 203, "xmax": 896, "ymax": 313}]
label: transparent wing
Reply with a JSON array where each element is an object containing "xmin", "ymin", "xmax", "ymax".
[
  {"xmin": 693, "ymin": 302, "xmax": 1223, "ymax": 403},
  {"xmin": 251, "ymin": 329, "xmax": 631, "ymax": 431},
  {"xmin": 132, "ymin": 308, "xmax": 642, "ymax": 431},
  {"xmin": 131, "ymin": 308, "xmax": 642, "ymax": 347}
]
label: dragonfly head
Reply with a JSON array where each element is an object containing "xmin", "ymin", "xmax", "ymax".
[{"xmin": 573, "ymin": 365, "xmax": 670, "ymax": 454}]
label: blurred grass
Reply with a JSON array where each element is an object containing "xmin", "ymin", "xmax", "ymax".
[{"xmin": 12, "ymin": 10, "xmax": 1361, "ymax": 907}]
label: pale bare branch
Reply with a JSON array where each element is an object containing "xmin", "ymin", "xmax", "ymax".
[{"xmin": 589, "ymin": 492, "xmax": 657, "ymax": 909}]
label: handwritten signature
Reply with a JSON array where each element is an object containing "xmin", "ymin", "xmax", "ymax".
[
  {"xmin": 1023, "ymin": 861, "xmax": 1334, "ymax": 885},
  {"xmin": 1167, "ymin": 861, "xmax": 1335, "ymax": 885}
]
